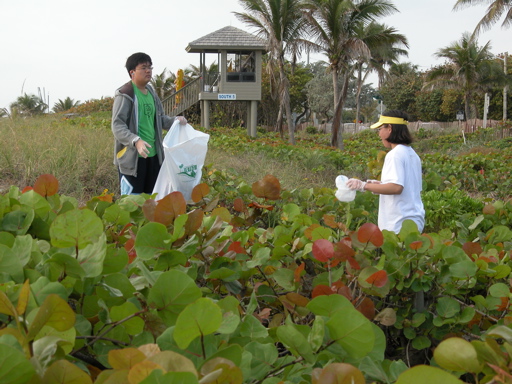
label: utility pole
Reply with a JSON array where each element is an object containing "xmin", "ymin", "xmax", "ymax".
[{"xmin": 504, "ymin": 52, "xmax": 508, "ymax": 121}]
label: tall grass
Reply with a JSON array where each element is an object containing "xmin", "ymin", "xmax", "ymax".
[
  {"xmin": 0, "ymin": 114, "xmax": 340, "ymax": 203},
  {"xmin": 0, "ymin": 114, "xmax": 117, "ymax": 202}
]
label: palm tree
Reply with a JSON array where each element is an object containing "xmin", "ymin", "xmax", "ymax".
[
  {"xmin": 425, "ymin": 32, "xmax": 505, "ymax": 120},
  {"xmin": 304, "ymin": 0, "xmax": 399, "ymax": 149},
  {"xmin": 150, "ymin": 68, "xmax": 177, "ymax": 100},
  {"xmin": 353, "ymin": 21, "xmax": 408, "ymax": 126},
  {"xmin": 453, "ymin": 0, "xmax": 512, "ymax": 36},
  {"xmin": 52, "ymin": 97, "xmax": 81, "ymax": 113},
  {"xmin": 235, "ymin": 0, "xmax": 309, "ymax": 145},
  {"xmin": 10, "ymin": 93, "xmax": 47, "ymax": 116}
]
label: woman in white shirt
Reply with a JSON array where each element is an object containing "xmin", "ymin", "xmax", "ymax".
[{"xmin": 347, "ymin": 110, "xmax": 425, "ymax": 234}]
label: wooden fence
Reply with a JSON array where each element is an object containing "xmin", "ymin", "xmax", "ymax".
[{"xmin": 295, "ymin": 119, "xmax": 512, "ymax": 137}]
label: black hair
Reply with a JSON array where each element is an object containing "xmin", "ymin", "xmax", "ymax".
[
  {"xmin": 125, "ymin": 52, "xmax": 152, "ymax": 76},
  {"xmin": 383, "ymin": 109, "xmax": 413, "ymax": 145}
]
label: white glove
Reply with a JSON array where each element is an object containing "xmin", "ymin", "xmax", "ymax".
[
  {"xmin": 346, "ymin": 178, "xmax": 366, "ymax": 192},
  {"xmin": 176, "ymin": 116, "xmax": 187, "ymax": 125}
]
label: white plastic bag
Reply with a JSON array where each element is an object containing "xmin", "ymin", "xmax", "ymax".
[
  {"xmin": 153, "ymin": 121, "xmax": 210, "ymax": 201},
  {"xmin": 335, "ymin": 175, "xmax": 356, "ymax": 202}
]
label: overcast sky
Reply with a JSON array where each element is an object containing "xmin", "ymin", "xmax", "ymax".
[{"xmin": 1, "ymin": 0, "xmax": 509, "ymax": 110}]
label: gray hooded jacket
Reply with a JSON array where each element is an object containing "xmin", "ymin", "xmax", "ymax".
[{"xmin": 111, "ymin": 81, "xmax": 176, "ymax": 176}]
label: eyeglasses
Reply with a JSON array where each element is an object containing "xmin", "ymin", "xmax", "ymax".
[{"xmin": 135, "ymin": 66, "xmax": 153, "ymax": 71}]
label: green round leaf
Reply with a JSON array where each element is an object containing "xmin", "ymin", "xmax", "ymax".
[
  {"xmin": 147, "ymin": 270, "xmax": 202, "ymax": 326},
  {"xmin": 489, "ymin": 283, "xmax": 510, "ymax": 298},
  {"xmin": 174, "ymin": 298, "xmax": 223, "ymax": 349},
  {"xmin": 50, "ymin": 208, "xmax": 103, "ymax": 249},
  {"xmin": 434, "ymin": 337, "xmax": 482, "ymax": 373},
  {"xmin": 396, "ymin": 365, "xmax": 464, "ymax": 384},
  {"xmin": 0, "ymin": 343, "xmax": 36, "ymax": 384}
]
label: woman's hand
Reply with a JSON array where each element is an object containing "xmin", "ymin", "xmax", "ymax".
[
  {"xmin": 347, "ymin": 178, "xmax": 366, "ymax": 192},
  {"xmin": 177, "ymin": 116, "xmax": 187, "ymax": 125}
]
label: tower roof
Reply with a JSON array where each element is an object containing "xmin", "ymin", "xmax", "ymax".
[{"xmin": 186, "ymin": 26, "xmax": 267, "ymax": 53}]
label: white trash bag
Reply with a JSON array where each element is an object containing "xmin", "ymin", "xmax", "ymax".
[
  {"xmin": 153, "ymin": 120, "xmax": 210, "ymax": 201},
  {"xmin": 334, "ymin": 175, "xmax": 356, "ymax": 202}
]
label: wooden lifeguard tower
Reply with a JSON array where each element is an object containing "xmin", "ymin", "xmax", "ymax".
[{"xmin": 162, "ymin": 26, "xmax": 267, "ymax": 137}]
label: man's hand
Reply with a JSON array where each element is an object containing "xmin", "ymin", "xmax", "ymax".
[
  {"xmin": 135, "ymin": 139, "xmax": 151, "ymax": 158},
  {"xmin": 177, "ymin": 116, "xmax": 187, "ymax": 125}
]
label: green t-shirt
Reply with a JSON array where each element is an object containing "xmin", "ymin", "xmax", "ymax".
[{"xmin": 133, "ymin": 84, "xmax": 156, "ymax": 158}]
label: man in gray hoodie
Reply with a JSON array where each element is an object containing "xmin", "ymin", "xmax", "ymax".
[{"xmin": 111, "ymin": 52, "xmax": 186, "ymax": 195}]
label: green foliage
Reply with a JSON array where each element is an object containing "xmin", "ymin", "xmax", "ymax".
[{"xmin": 1, "ymin": 166, "xmax": 512, "ymax": 383}]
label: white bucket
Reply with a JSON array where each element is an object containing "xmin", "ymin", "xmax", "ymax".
[
  {"xmin": 204, "ymin": 85, "xmax": 211, "ymax": 92},
  {"xmin": 335, "ymin": 175, "xmax": 356, "ymax": 202},
  {"xmin": 212, "ymin": 86, "xmax": 219, "ymax": 92}
]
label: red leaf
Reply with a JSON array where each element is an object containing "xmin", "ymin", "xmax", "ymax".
[
  {"xmin": 334, "ymin": 240, "xmax": 355, "ymax": 260},
  {"xmin": 357, "ymin": 223, "xmax": 383, "ymax": 247},
  {"xmin": 312, "ymin": 239, "xmax": 334, "ymax": 262},
  {"xmin": 22, "ymin": 186, "xmax": 33, "ymax": 193},
  {"xmin": 33, "ymin": 174, "xmax": 59, "ymax": 197},
  {"xmin": 312, "ymin": 284, "xmax": 335, "ymax": 298},
  {"xmin": 365, "ymin": 270, "xmax": 388, "ymax": 288},
  {"xmin": 356, "ymin": 297, "xmax": 376, "ymax": 320},
  {"xmin": 252, "ymin": 175, "xmax": 281, "ymax": 200}
]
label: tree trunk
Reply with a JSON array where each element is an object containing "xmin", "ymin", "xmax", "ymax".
[
  {"xmin": 331, "ymin": 74, "xmax": 351, "ymax": 150},
  {"xmin": 276, "ymin": 105, "xmax": 284, "ymax": 140},
  {"xmin": 355, "ymin": 64, "xmax": 363, "ymax": 130},
  {"xmin": 331, "ymin": 70, "xmax": 340, "ymax": 147},
  {"xmin": 279, "ymin": 59, "xmax": 295, "ymax": 145}
]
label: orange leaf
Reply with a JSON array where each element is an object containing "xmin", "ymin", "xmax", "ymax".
[
  {"xmin": 191, "ymin": 183, "xmax": 210, "ymax": 203},
  {"xmin": 365, "ymin": 270, "xmax": 388, "ymax": 288},
  {"xmin": 108, "ymin": 348, "xmax": 146, "ymax": 370},
  {"xmin": 128, "ymin": 360, "xmax": 163, "ymax": 383},
  {"xmin": 33, "ymin": 174, "xmax": 59, "ymax": 197},
  {"xmin": 357, "ymin": 223, "xmax": 383, "ymax": 247},
  {"xmin": 294, "ymin": 262, "xmax": 305, "ymax": 282},
  {"xmin": 228, "ymin": 241, "xmax": 247, "ymax": 255},
  {"xmin": 124, "ymin": 237, "xmax": 137, "ymax": 264},
  {"xmin": 409, "ymin": 241, "xmax": 423, "ymax": 250},
  {"xmin": 286, "ymin": 292, "xmax": 310, "ymax": 307},
  {"xmin": 252, "ymin": 174, "xmax": 281, "ymax": 200},
  {"xmin": 463, "ymin": 242, "xmax": 483, "ymax": 260},
  {"xmin": 154, "ymin": 191, "xmax": 186, "ymax": 226},
  {"xmin": 233, "ymin": 198, "xmax": 247, "ymax": 213},
  {"xmin": 497, "ymin": 297, "xmax": 510, "ymax": 312},
  {"xmin": 22, "ymin": 186, "xmax": 33, "ymax": 193},
  {"xmin": 142, "ymin": 199, "xmax": 157, "ymax": 222},
  {"xmin": 304, "ymin": 224, "xmax": 321, "ymax": 241},
  {"xmin": 312, "ymin": 239, "xmax": 334, "ymax": 262},
  {"xmin": 248, "ymin": 201, "xmax": 274, "ymax": 210},
  {"xmin": 184, "ymin": 209, "xmax": 204, "ymax": 236},
  {"xmin": 323, "ymin": 214, "xmax": 338, "ymax": 229}
]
